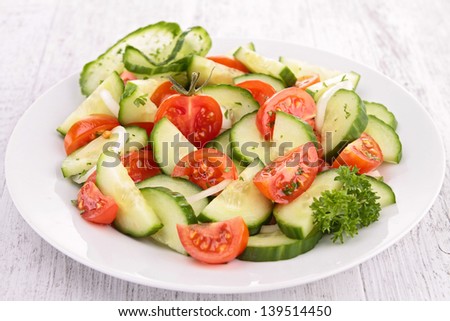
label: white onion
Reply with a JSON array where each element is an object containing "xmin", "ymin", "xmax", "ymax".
[
  {"xmin": 72, "ymin": 165, "xmax": 97, "ymax": 184},
  {"xmin": 185, "ymin": 179, "xmax": 233, "ymax": 204},
  {"xmin": 109, "ymin": 126, "xmax": 127, "ymax": 154},
  {"xmin": 100, "ymin": 89, "xmax": 120, "ymax": 117},
  {"xmin": 315, "ymin": 80, "xmax": 353, "ymax": 132},
  {"xmin": 220, "ymin": 106, "xmax": 233, "ymax": 132}
]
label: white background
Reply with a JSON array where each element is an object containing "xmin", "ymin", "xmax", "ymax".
[{"xmin": 1, "ymin": 0, "xmax": 449, "ymax": 300}]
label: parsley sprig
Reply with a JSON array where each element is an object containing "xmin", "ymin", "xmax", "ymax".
[{"xmin": 311, "ymin": 166, "xmax": 381, "ymax": 243}]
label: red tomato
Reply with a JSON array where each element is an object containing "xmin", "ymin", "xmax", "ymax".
[
  {"xmin": 120, "ymin": 70, "xmax": 137, "ymax": 84},
  {"xmin": 236, "ymin": 80, "xmax": 276, "ymax": 106},
  {"xmin": 127, "ymin": 122, "xmax": 154, "ymax": 137},
  {"xmin": 122, "ymin": 149, "xmax": 161, "ymax": 183},
  {"xmin": 256, "ymin": 87, "xmax": 316, "ymax": 140},
  {"xmin": 77, "ymin": 181, "xmax": 118, "ymax": 224},
  {"xmin": 332, "ymin": 133, "xmax": 383, "ymax": 174},
  {"xmin": 177, "ymin": 216, "xmax": 249, "ymax": 264},
  {"xmin": 150, "ymin": 81, "xmax": 178, "ymax": 106},
  {"xmin": 207, "ymin": 56, "xmax": 249, "ymax": 73},
  {"xmin": 154, "ymin": 95, "xmax": 223, "ymax": 147},
  {"xmin": 295, "ymin": 74, "xmax": 320, "ymax": 90},
  {"xmin": 172, "ymin": 148, "xmax": 238, "ymax": 190},
  {"xmin": 253, "ymin": 142, "xmax": 319, "ymax": 204},
  {"xmin": 64, "ymin": 115, "xmax": 119, "ymax": 155}
]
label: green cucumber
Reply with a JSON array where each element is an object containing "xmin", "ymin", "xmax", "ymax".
[
  {"xmin": 365, "ymin": 175, "xmax": 396, "ymax": 207},
  {"xmin": 96, "ymin": 153, "xmax": 162, "ymax": 237},
  {"xmin": 137, "ymin": 175, "xmax": 208, "ymax": 216},
  {"xmin": 118, "ymin": 79, "xmax": 164, "ymax": 125},
  {"xmin": 274, "ymin": 170, "xmax": 342, "ymax": 239},
  {"xmin": 306, "ymin": 72, "xmax": 360, "ymax": 102},
  {"xmin": 364, "ymin": 101, "xmax": 398, "ymax": 129},
  {"xmin": 279, "ymin": 57, "xmax": 341, "ymax": 81},
  {"xmin": 233, "ymin": 73, "xmax": 286, "ymax": 91},
  {"xmin": 201, "ymin": 84, "xmax": 260, "ymax": 124},
  {"xmin": 233, "ymin": 47, "xmax": 296, "ymax": 86},
  {"xmin": 238, "ymin": 225, "xmax": 322, "ymax": 262},
  {"xmin": 271, "ymin": 111, "xmax": 317, "ymax": 160},
  {"xmin": 364, "ymin": 115, "xmax": 402, "ymax": 164},
  {"xmin": 140, "ymin": 187, "xmax": 196, "ymax": 254},
  {"xmin": 198, "ymin": 160, "xmax": 273, "ymax": 235},
  {"xmin": 58, "ymin": 72, "xmax": 123, "ymax": 135},
  {"xmin": 187, "ymin": 55, "xmax": 245, "ymax": 86},
  {"xmin": 124, "ymin": 126, "xmax": 148, "ymax": 150},
  {"xmin": 80, "ymin": 21, "xmax": 181, "ymax": 96},
  {"xmin": 133, "ymin": 72, "xmax": 189, "ymax": 87},
  {"xmin": 150, "ymin": 118, "xmax": 197, "ymax": 175},
  {"xmin": 321, "ymin": 89, "xmax": 368, "ymax": 162},
  {"xmin": 229, "ymin": 112, "xmax": 271, "ymax": 165}
]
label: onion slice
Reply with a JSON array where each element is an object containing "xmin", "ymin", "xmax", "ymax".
[
  {"xmin": 185, "ymin": 179, "xmax": 233, "ymax": 204},
  {"xmin": 315, "ymin": 80, "xmax": 353, "ymax": 132},
  {"xmin": 100, "ymin": 89, "xmax": 120, "ymax": 117}
]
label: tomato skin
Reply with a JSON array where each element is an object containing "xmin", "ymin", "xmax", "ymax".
[
  {"xmin": 256, "ymin": 87, "xmax": 316, "ymax": 140},
  {"xmin": 295, "ymin": 74, "xmax": 320, "ymax": 90},
  {"xmin": 150, "ymin": 81, "xmax": 178, "ymax": 106},
  {"xmin": 253, "ymin": 142, "xmax": 319, "ymax": 204},
  {"xmin": 64, "ymin": 115, "xmax": 119, "ymax": 155},
  {"xmin": 77, "ymin": 181, "xmax": 118, "ymax": 224},
  {"xmin": 122, "ymin": 149, "xmax": 161, "ymax": 183},
  {"xmin": 236, "ymin": 80, "xmax": 276, "ymax": 106},
  {"xmin": 207, "ymin": 56, "xmax": 249, "ymax": 73},
  {"xmin": 172, "ymin": 148, "xmax": 238, "ymax": 190},
  {"xmin": 177, "ymin": 216, "xmax": 249, "ymax": 264},
  {"xmin": 332, "ymin": 133, "xmax": 383, "ymax": 174},
  {"xmin": 154, "ymin": 95, "xmax": 223, "ymax": 147},
  {"xmin": 120, "ymin": 70, "xmax": 137, "ymax": 84},
  {"xmin": 127, "ymin": 122, "xmax": 154, "ymax": 137}
]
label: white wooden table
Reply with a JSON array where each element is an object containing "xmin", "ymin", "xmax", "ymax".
[{"xmin": 1, "ymin": 0, "xmax": 449, "ymax": 300}]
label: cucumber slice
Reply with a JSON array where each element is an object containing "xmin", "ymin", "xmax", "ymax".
[
  {"xmin": 198, "ymin": 160, "xmax": 273, "ymax": 235},
  {"xmin": 306, "ymin": 72, "xmax": 360, "ymax": 102},
  {"xmin": 271, "ymin": 111, "xmax": 317, "ymax": 160},
  {"xmin": 233, "ymin": 73, "xmax": 285, "ymax": 91},
  {"xmin": 124, "ymin": 46, "xmax": 191, "ymax": 75},
  {"xmin": 80, "ymin": 21, "xmax": 181, "ymax": 96},
  {"xmin": 140, "ymin": 187, "xmax": 196, "ymax": 254},
  {"xmin": 365, "ymin": 175, "xmax": 396, "ymax": 207},
  {"xmin": 234, "ymin": 47, "xmax": 296, "ymax": 86},
  {"xmin": 238, "ymin": 225, "xmax": 323, "ymax": 262},
  {"xmin": 124, "ymin": 126, "xmax": 148, "ymax": 151},
  {"xmin": 364, "ymin": 101, "xmax": 398, "ymax": 129},
  {"xmin": 201, "ymin": 85, "xmax": 260, "ymax": 124},
  {"xmin": 118, "ymin": 79, "xmax": 164, "ymax": 125},
  {"xmin": 137, "ymin": 175, "xmax": 208, "ymax": 216},
  {"xmin": 279, "ymin": 57, "xmax": 341, "ymax": 81},
  {"xmin": 364, "ymin": 115, "xmax": 402, "ymax": 164},
  {"xmin": 96, "ymin": 153, "xmax": 162, "ymax": 237},
  {"xmin": 229, "ymin": 112, "xmax": 272, "ymax": 165},
  {"xmin": 150, "ymin": 118, "xmax": 197, "ymax": 175},
  {"xmin": 58, "ymin": 72, "xmax": 123, "ymax": 135},
  {"xmin": 187, "ymin": 55, "xmax": 244, "ymax": 86},
  {"xmin": 274, "ymin": 170, "xmax": 342, "ymax": 239},
  {"xmin": 321, "ymin": 89, "xmax": 368, "ymax": 162},
  {"xmin": 134, "ymin": 72, "xmax": 189, "ymax": 87}
]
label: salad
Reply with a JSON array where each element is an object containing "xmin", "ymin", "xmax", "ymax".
[{"xmin": 58, "ymin": 21, "xmax": 402, "ymax": 264}]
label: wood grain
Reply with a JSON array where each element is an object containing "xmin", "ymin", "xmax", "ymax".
[{"xmin": 1, "ymin": 0, "xmax": 449, "ymax": 300}]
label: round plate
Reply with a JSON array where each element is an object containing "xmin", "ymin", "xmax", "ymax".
[{"xmin": 5, "ymin": 39, "xmax": 445, "ymax": 293}]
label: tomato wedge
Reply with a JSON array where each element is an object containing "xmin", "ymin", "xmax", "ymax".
[
  {"xmin": 207, "ymin": 55, "xmax": 249, "ymax": 73},
  {"xmin": 256, "ymin": 87, "xmax": 316, "ymax": 140},
  {"xmin": 295, "ymin": 74, "xmax": 320, "ymax": 90},
  {"xmin": 332, "ymin": 133, "xmax": 383, "ymax": 174},
  {"xmin": 172, "ymin": 148, "xmax": 238, "ymax": 190},
  {"xmin": 177, "ymin": 216, "xmax": 249, "ymax": 264},
  {"xmin": 236, "ymin": 80, "xmax": 276, "ymax": 106},
  {"xmin": 120, "ymin": 70, "xmax": 137, "ymax": 84},
  {"xmin": 77, "ymin": 181, "xmax": 118, "ymax": 224},
  {"xmin": 122, "ymin": 149, "xmax": 161, "ymax": 183},
  {"xmin": 150, "ymin": 81, "xmax": 178, "ymax": 106},
  {"xmin": 253, "ymin": 142, "xmax": 319, "ymax": 204},
  {"xmin": 127, "ymin": 122, "xmax": 154, "ymax": 137},
  {"xmin": 64, "ymin": 115, "xmax": 119, "ymax": 155}
]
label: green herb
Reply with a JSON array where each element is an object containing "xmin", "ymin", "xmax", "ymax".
[
  {"xmin": 224, "ymin": 109, "xmax": 230, "ymax": 119},
  {"xmin": 133, "ymin": 94, "xmax": 148, "ymax": 107},
  {"xmin": 282, "ymin": 180, "xmax": 300, "ymax": 196},
  {"xmin": 343, "ymin": 103, "xmax": 351, "ymax": 119},
  {"xmin": 235, "ymin": 102, "xmax": 242, "ymax": 106},
  {"xmin": 310, "ymin": 166, "xmax": 381, "ymax": 243},
  {"xmin": 224, "ymin": 167, "xmax": 231, "ymax": 173},
  {"xmin": 71, "ymin": 199, "xmax": 78, "ymax": 207},
  {"xmin": 323, "ymin": 82, "xmax": 328, "ymax": 88},
  {"xmin": 341, "ymin": 74, "xmax": 347, "ymax": 81}
]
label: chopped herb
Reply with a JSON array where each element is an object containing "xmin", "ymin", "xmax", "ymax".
[
  {"xmin": 343, "ymin": 103, "xmax": 351, "ymax": 119},
  {"xmin": 235, "ymin": 102, "xmax": 242, "ymax": 106},
  {"xmin": 282, "ymin": 180, "xmax": 300, "ymax": 196},
  {"xmin": 71, "ymin": 199, "xmax": 78, "ymax": 207},
  {"xmin": 116, "ymin": 48, "xmax": 123, "ymax": 55},
  {"xmin": 224, "ymin": 109, "xmax": 230, "ymax": 119},
  {"xmin": 86, "ymin": 162, "xmax": 92, "ymax": 166},
  {"xmin": 323, "ymin": 82, "xmax": 328, "ymax": 88},
  {"xmin": 239, "ymin": 177, "xmax": 244, "ymax": 181},
  {"xmin": 341, "ymin": 74, "xmax": 347, "ymax": 82},
  {"xmin": 296, "ymin": 167, "xmax": 304, "ymax": 175},
  {"xmin": 133, "ymin": 94, "xmax": 148, "ymax": 107},
  {"xmin": 224, "ymin": 167, "xmax": 231, "ymax": 173}
]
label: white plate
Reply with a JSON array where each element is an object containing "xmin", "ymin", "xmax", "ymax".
[{"xmin": 5, "ymin": 39, "xmax": 445, "ymax": 293}]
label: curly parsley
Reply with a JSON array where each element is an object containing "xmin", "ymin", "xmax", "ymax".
[{"xmin": 311, "ymin": 166, "xmax": 381, "ymax": 243}]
